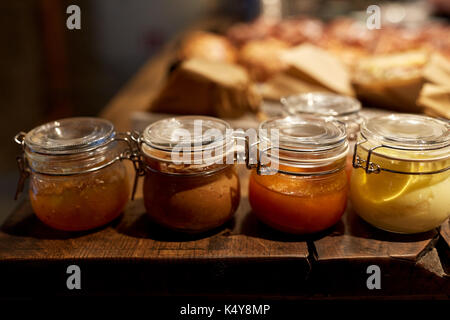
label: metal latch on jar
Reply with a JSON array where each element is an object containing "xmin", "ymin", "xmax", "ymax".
[
  {"xmin": 13, "ymin": 131, "xmax": 144, "ymax": 200},
  {"xmin": 235, "ymin": 134, "xmax": 345, "ymax": 177},
  {"xmin": 352, "ymin": 138, "xmax": 450, "ymax": 175},
  {"xmin": 233, "ymin": 132, "xmax": 280, "ymax": 176},
  {"xmin": 14, "ymin": 132, "xmax": 29, "ymax": 200}
]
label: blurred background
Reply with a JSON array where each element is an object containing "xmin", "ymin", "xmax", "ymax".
[{"xmin": 0, "ymin": 0, "xmax": 449, "ymax": 222}]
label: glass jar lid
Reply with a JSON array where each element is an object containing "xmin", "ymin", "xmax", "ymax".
[
  {"xmin": 142, "ymin": 116, "xmax": 232, "ymax": 152},
  {"xmin": 141, "ymin": 116, "xmax": 234, "ymax": 170},
  {"xmin": 354, "ymin": 114, "xmax": 449, "ymax": 174},
  {"xmin": 361, "ymin": 114, "xmax": 450, "ymax": 152},
  {"xmin": 25, "ymin": 117, "xmax": 115, "ymax": 155},
  {"xmin": 281, "ymin": 92, "xmax": 361, "ymax": 118},
  {"xmin": 259, "ymin": 115, "xmax": 347, "ymax": 152},
  {"xmin": 257, "ymin": 116, "xmax": 348, "ymax": 173}
]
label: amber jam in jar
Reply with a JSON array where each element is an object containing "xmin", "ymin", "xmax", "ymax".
[
  {"xmin": 140, "ymin": 116, "xmax": 240, "ymax": 233},
  {"xmin": 248, "ymin": 116, "xmax": 349, "ymax": 234},
  {"xmin": 15, "ymin": 118, "xmax": 130, "ymax": 231},
  {"xmin": 281, "ymin": 92, "xmax": 362, "ymax": 179}
]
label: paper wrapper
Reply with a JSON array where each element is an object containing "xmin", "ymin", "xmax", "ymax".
[{"xmin": 260, "ymin": 44, "xmax": 354, "ymax": 100}]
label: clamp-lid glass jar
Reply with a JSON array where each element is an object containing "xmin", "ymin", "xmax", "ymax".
[
  {"xmin": 281, "ymin": 92, "xmax": 362, "ymax": 177},
  {"xmin": 15, "ymin": 117, "xmax": 132, "ymax": 231},
  {"xmin": 281, "ymin": 92, "xmax": 362, "ymax": 140},
  {"xmin": 248, "ymin": 115, "xmax": 349, "ymax": 234},
  {"xmin": 350, "ymin": 114, "xmax": 450, "ymax": 234},
  {"xmin": 139, "ymin": 116, "xmax": 240, "ymax": 233}
]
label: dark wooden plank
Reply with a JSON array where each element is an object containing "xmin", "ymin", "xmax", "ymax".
[
  {"xmin": 0, "ymin": 172, "xmax": 309, "ymax": 262},
  {"xmin": 0, "ymin": 167, "xmax": 313, "ymax": 297},
  {"xmin": 0, "ymin": 168, "xmax": 447, "ymax": 298},
  {"xmin": 310, "ymin": 202, "xmax": 449, "ymax": 297},
  {"xmin": 0, "ymin": 167, "xmax": 309, "ymax": 262},
  {"xmin": 312, "ymin": 202, "xmax": 439, "ymax": 261},
  {"xmin": 438, "ymin": 220, "xmax": 450, "ymax": 277},
  {"xmin": 440, "ymin": 219, "xmax": 450, "ymax": 248}
]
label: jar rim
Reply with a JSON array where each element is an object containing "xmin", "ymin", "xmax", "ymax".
[
  {"xmin": 140, "ymin": 116, "xmax": 234, "ymax": 164},
  {"xmin": 360, "ymin": 114, "xmax": 450, "ymax": 156},
  {"xmin": 281, "ymin": 92, "xmax": 361, "ymax": 118},
  {"xmin": 256, "ymin": 116, "xmax": 348, "ymax": 174},
  {"xmin": 258, "ymin": 115, "xmax": 347, "ymax": 152},
  {"xmin": 24, "ymin": 117, "xmax": 115, "ymax": 155}
]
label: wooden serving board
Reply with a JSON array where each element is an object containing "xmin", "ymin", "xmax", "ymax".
[{"xmin": 0, "ymin": 167, "xmax": 448, "ymax": 298}]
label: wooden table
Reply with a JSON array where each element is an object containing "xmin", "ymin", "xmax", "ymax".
[
  {"xmin": 1, "ymin": 49, "xmax": 448, "ymax": 299},
  {"xmin": 0, "ymin": 166, "xmax": 448, "ymax": 298}
]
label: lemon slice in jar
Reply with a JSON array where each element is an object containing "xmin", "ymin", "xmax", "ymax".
[
  {"xmin": 356, "ymin": 169, "xmax": 413, "ymax": 203},
  {"xmin": 353, "ymin": 148, "xmax": 418, "ymax": 203},
  {"xmin": 354, "ymin": 149, "xmax": 447, "ymax": 204}
]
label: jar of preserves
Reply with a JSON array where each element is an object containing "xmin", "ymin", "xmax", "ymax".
[
  {"xmin": 247, "ymin": 115, "xmax": 349, "ymax": 234},
  {"xmin": 281, "ymin": 92, "xmax": 362, "ymax": 178},
  {"xmin": 14, "ymin": 117, "xmax": 135, "ymax": 231},
  {"xmin": 351, "ymin": 114, "xmax": 450, "ymax": 234},
  {"xmin": 139, "ymin": 116, "xmax": 240, "ymax": 233}
]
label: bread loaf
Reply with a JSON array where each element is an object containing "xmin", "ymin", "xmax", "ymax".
[{"xmin": 150, "ymin": 58, "xmax": 261, "ymax": 118}]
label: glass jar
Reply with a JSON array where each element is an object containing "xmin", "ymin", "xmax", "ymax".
[
  {"xmin": 247, "ymin": 115, "xmax": 349, "ymax": 234},
  {"xmin": 350, "ymin": 114, "xmax": 450, "ymax": 234},
  {"xmin": 281, "ymin": 92, "xmax": 362, "ymax": 178},
  {"xmin": 139, "ymin": 116, "xmax": 240, "ymax": 233},
  {"xmin": 14, "ymin": 117, "xmax": 133, "ymax": 231}
]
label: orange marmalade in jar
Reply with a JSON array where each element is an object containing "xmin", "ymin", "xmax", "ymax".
[
  {"xmin": 248, "ymin": 116, "xmax": 349, "ymax": 234},
  {"xmin": 15, "ymin": 118, "xmax": 132, "ymax": 231},
  {"xmin": 139, "ymin": 116, "xmax": 240, "ymax": 233}
]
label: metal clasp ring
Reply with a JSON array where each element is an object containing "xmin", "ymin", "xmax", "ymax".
[
  {"xmin": 13, "ymin": 130, "xmax": 145, "ymax": 200},
  {"xmin": 352, "ymin": 136, "xmax": 450, "ymax": 175},
  {"xmin": 116, "ymin": 131, "xmax": 145, "ymax": 200},
  {"xmin": 13, "ymin": 132, "xmax": 29, "ymax": 200},
  {"xmin": 233, "ymin": 131, "xmax": 261, "ymax": 170},
  {"xmin": 352, "ymin": 138, "xmax": 380, "ymax": 174},
  {"xmin": 234, "ymin": 134, "xmax": 345, "ymax": 176}
]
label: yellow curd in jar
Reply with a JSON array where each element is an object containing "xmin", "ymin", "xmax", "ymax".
[{"xmin": 350, "ymin": 148, "xmax": 450, "ymax": 233}]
